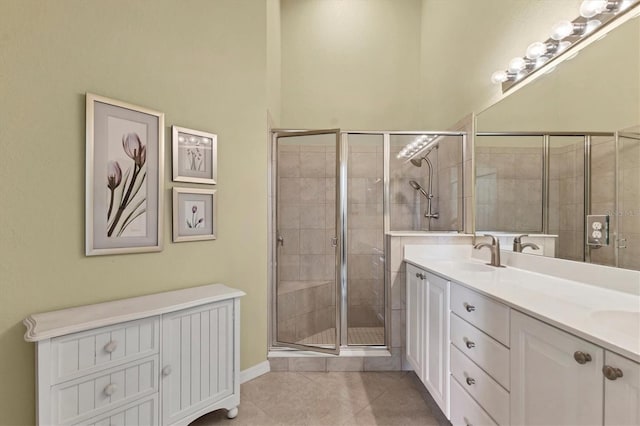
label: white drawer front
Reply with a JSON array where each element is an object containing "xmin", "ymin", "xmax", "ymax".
[
  {"xmin": 450, "ymin": 376, "xmax": 497, "ymax": 426},
  {"xmin": 53, "ymin": 356, "xmax": 158, "ymax": 425},
  {"xmin": 450, "ymin": 283, "xmax": 509, "ymax": 346},
  {"xmin": 451, "ymin": 345, "xmax": 509, "ymax": 425},
  {"xmin": 77, "ymin": 395, "xmax": 158, "ymax": 426},
  {"xmin": 450, "ymin": 313, "xmax": 510, "ymax": 390},
  {"xmin": 51, "ymin": 317, "xmax": 159, "ymax": 384}
]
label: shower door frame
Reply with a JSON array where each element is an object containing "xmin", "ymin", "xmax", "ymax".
[{"xmin": 271, "ymin": 129, "xmax": 343, "ymax": 355}]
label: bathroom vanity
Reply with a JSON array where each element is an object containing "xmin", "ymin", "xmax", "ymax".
[
  {"xmin": 23, "ymin": 284, "xmax": 244, "ymax": 426},
  {"xmin": 405, "ymin": 246, "xmax": 640, "ymax": 426}
]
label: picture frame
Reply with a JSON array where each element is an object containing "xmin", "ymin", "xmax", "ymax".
[
  {"xmin": 172, "ymin": 187, "xmax": 217, "ymax": 242},
  {"xmin": 86, "ymin": 93, "xmax": 164, "ymax": 256},
  {"xmin": 172, "ymin": 125, "xmax": 217, "ymax": 184}
]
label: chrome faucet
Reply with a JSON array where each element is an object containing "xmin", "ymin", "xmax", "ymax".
[
  {"xmin": 474, "ymin": 234, "xmax": 504, "ymax": 267},
  {"xmin": 513, "ymin": 234, "xmax": 540, "ymax": 253}
]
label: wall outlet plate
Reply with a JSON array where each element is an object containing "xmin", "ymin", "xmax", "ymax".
[{"xmin": 586, "ymin": 214, "xmax": 609, "ymax": 246}]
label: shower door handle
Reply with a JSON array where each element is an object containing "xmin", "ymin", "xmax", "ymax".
[
  {"xmin": 331, "ymin": 237, "xmax": 338, "ymax": 248},
  {"xmin": 277, "ymin": 235, "xmax": 284, "ymax": 246}
]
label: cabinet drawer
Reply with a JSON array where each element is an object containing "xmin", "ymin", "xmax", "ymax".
[
  {"xmin": 52, "ymin": 356, "xmax": 158, "ymax": 425},
  {"xmin": 451, "ymin": 313, "xmax": 510, "ymax": 390},
  {"xmin": 450, "ymin": 376, "xmax": 497, "ymax": 426},
  {"xmin": 451, "ymin": 345, "xmax": 509, "ymax": 425},
  {"xmin": 77, "ymin": 395, "xmax": 158, "ymax": 426},
  {"xmin": 51, "ymin": 317, "xmax": 159, "ymax": 384},
  {"xmin": 451, "ymin": 283, "xmax": 509, "ymax": 346}
]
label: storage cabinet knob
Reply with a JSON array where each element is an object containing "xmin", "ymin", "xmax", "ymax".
[
  {"xmin": 573, "ymin": 351, "xmax": 592, "ymax": 364},
  {"xmin": 162, "ymin": 365, "xmax": 172, "ymax": 377},
  {"xmin": 104, "ymin": 383, "xmax": 117, "ymax": 396},
  {"xmin": 466, "ymin": 377, "xmax": 476, "ymax": 386},
  {"xmin": 104, "ymin": 340, "xmax": 118, "ymax": 353},
  {"xmin": 465, "ymin": 340, "xmax": 476, "ymax": 349},
  {"xmin": 603, "ymin": 365, "xmax": 623, "ymax": 380},
  {"xmin": 464, "ymin": 303, "xmax": 476, "ymax": 312}
]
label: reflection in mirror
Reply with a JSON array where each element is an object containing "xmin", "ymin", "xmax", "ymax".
[{"xmin": 475, "ymin": 11, "xmax": 640, "ymax": 271}]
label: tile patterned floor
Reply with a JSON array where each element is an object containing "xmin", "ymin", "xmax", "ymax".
[
  {"xmin": 191, "ymin": 371, "xmax": 449, "ymax": 426},
  {"xmin": 296, "ymin": 327, "xmax": 385, "ymax": 346}
]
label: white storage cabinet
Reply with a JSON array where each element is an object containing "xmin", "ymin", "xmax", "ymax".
[
  {"xmin": 24, "ymin": 284, "xmax": 245, "ymax": 426},
  {"xmin": 406, "ymin": 263, "xmax": 449, "ymax": 417}
]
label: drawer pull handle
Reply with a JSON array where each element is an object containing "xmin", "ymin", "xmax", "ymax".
[
  {"xmin": 104, "ymin": 383, "xmax": 117, "ymax": 396},
  {"xmin": 104, "ymin": 340, "xmax": 118, "ymax": 353},
  {"xmin": 162, "ymin": 365, "xmax": 172, "ymax": 377},
  {"xmin": 416, "ymin": 273, "xmax": 426, "ymax": 280},
  {"xmin": 603, "ymin": 365, "xmax": 623, "ymax": 380},
  {"xmin": 574, "ymin": 351, "xmax": 592, "ymax": 365},
  {"xmin": 466, "ymin": 377, "xmax": 476, "ymax": 386},
  {"xmin": 464, "ymin": 303, "xmax": 476, "ymax": 312},
  {"xmin": 465, "ymin": 340, "xmax": 476, "ymax": 349}
]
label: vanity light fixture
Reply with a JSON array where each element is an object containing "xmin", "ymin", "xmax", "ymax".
[
  {"xmin": 491, "ymin": 0, "xmax": 640, "ymax": 92},
  {"xmin": 397, "ymin": 135, "xmax": 439, "ymax": 160}
]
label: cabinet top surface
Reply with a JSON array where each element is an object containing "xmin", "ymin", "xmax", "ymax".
[
  {"xmin": 405, "ymin": 252, "xmax": 640, "ymax": 363},
  {"xmin": 23, "ymin": 283, "xmax": 245, "ymax": 342}
]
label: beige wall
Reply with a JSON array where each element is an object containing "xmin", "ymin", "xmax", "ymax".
[
  {"xmin": 267, "ymin": 0, "xmax": 282, "ymax": 126},
  {"xmin": 280, "ymin": 0, "xmax": 423, "ymax": 130},
  {"xmin": 0, "ymin": 1, "xmax": 268, "ymax": 424}
]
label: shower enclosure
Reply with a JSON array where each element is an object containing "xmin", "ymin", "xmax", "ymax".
[
  {"xmin": 475, "ymin": 130, "xmax": 640, "ymax": 270},
  {"xmin": 271, "ymin": 130, "xmax": 465, "ymax": 355}
]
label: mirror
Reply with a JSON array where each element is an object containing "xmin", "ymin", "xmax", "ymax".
[{"xmin": 475, "ymin": 11, "xmax": 640, "ymax": 271}]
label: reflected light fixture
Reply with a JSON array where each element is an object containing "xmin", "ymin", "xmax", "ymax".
[{"xmin": 491, "ymin": 0, "xmax": 640, "ymax": 92}]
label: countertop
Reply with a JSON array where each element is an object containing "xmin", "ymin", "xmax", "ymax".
[{"xmin": 404, "ymin": 249, "xmax": 640, "ymax": 363}]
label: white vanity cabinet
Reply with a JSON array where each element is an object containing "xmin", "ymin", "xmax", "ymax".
[
  {"xmin": 405, "ymin": 263, "xmax": 449, "ymax": 417},
  {"xmin": 24, "ymin": 284, "xmax": 244, "ymax": 426},
  {"xmin": 511, "ymin": 310, "xmax": 640, "ymax": 426}
]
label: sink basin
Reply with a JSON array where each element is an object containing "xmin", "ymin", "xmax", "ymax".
[
  {"xmin": 454, "ymin": 262, "xmax": 495, "ymax": 273},
  {"xmin": 590, "ymin": 310, "xmax": 640, "ymax": 337}
]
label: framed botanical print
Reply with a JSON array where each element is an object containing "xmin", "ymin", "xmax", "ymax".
[
  {"xmin": 86, "ymin": 93, "xmax": 164, "ymax": 255},
  {"xmin": 172, "ymin": 187, "xmax": 217, "ymax": 242},
  {"xmin": 172, "ymin": 126, "xmax": 217, "ymax": 184}
]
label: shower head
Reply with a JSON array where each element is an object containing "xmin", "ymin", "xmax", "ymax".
[
  {"xmin": 409, "ymin": 142, "xmax": 439, "ymax": 167},
  {"xmin": 410, "ymin": 158, "xmax": 423, "ymax": 167},
  {"xmin": 409, "ymin": 180, "xmax": 429, "ymax": 198}
]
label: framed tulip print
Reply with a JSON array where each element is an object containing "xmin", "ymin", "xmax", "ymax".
[
  {"xmin": 86, "ymin": 93, "xmax": 164, "ymax": 256},
  {"xmin": 171, "ymin": 126, "xmax": 217, "ymax": 184},
  {"xmin": 172, "ymin": 187, "xmax": 217, "ymax": 242}
]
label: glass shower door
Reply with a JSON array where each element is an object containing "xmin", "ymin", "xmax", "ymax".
[
  {"xmin": 617, "ymin": 131, "xmax": 640, "ymax": 271},
  {"xmin": 273, "ymin": 129, "xmax": 342, "ymax": 354}
]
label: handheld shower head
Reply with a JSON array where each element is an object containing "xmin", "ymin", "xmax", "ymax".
[{"xmin": 409, "ymin": 180, "xmax": 429, "ymax": 198}]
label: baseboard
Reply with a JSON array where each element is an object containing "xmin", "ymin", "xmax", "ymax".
[{"xmin": 240, "ymin": 360, "xmax": 270, "ymax": 384}]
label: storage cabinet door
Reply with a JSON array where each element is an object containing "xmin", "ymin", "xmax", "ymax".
[
  {"xmin": 604, "ymin": 351, "xmax": 640, "ymax": 426},
  {"xmin": 510, "ymin": 310, "xmax": 603, "ymax": 426},
  {"xmin": 161, "ymin": 300, "xmax": 234, "ymax": 425},
  {"xmin": 424, "ymin": 271, "xmax": 448, "ymax": 417},
  {"xmin": 406, "ymin": 264, "xmax": 424, "ymax": 378}
]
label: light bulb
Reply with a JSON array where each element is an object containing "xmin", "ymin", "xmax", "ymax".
[
  {"xmin": 551, "ymin": 20, "xmax": 575, "ymax": 40},
  {"xmin": 585, "ymin": 19, "xmax": 602, "ymax": 34},
  {"xmin": 580, "ymin": 0, "xmax": 607, "ymax": 18},
  {"xmin": 620, "ymin": 0, "xmax": 635, "ymax": 12},
  {"xmin": 526, "ymin": 42, "xmax": 547, "ymax": 59},
  {"xmin": 491, "ymin": 70, "xmax": 508, "ymax": 84},
  {"xmin": 557, "ymin": 41, "xmax": 571, "ymax": 53},
  {"xmin": 508, "ymin": 57, "xmax": 527, "ymax": 73}
]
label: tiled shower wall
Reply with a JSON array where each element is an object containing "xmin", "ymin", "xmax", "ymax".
[
  {"xmin": 277, "ymin": 141, "xmax": 337, "ymax": 342},
  {"xmin": 618, "ymin": 132, "xmax": 640, "ymax": 270},
  {"xmin": 475, "ymin": 140, "xmax": 543, "ymax": 233}
]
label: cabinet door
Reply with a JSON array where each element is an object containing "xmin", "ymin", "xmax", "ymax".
[
  {"xmin": 424, "ymin": 271, "xmax": 449, "ymax": 417},
  {"xmin": 406, "ymin": 264, "xmax": 424, "ymax": 378},
  {"xmin": 511, "ymin": 310, "xmax": 604, "ymax": 426},
  {"xmin": 161, "ymin": 300, "xmax": 234, "ymax": 425},
  {"xmin": 604, "ymin": 351, "xmax": 640, "ymax": 425}
]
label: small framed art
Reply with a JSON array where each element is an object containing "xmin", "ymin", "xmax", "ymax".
[
  {"xmin": 86, "ymin": 93, "xmax": 164, "ymax": 256},
  {"xmin": 172, "ymin": 187, "xmax": 217, "ymax": 242},
  {"xmin": 172, "ymin": 126, "xmax": 217, "ymax": 184}
]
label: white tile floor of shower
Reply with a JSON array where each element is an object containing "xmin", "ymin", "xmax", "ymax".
[{"xmin": 296, "ymin": 327, "xmax": 384, "ymax": 345}]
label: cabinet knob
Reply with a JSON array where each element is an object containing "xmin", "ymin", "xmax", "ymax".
[
  {"xmin": 162, "ymin": 365, "xmax": 172, "ymax": 377},
  {"xmin": 464, "ymin": 303, "xmax": 476, "ymax": 312},
  {"xmin": 465, "ymin": 340, "xmax": 476, "ymax": 349},
  {"xmin": 416, "ymin": 272, "xmax": 426, "ymax": 280},
  {"xmin": 466, "ymin": 377, "xmax": 476, "ymax": 386},
  {"xmin": 104, "ymin": 340, "xmax": 118, "ymax": 353},
  {"xmin": 104, "ymin": 383, "xmax": 117, "ymax": 396},
  {"xmin": 603, "ymin": 365, "xmax": 623, "ymax": 381},
  {"xmin": 573, "ymin": 351, "xmax": 592, "ymax": 365}
]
